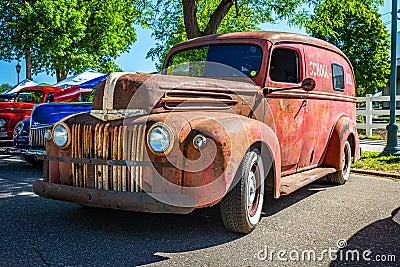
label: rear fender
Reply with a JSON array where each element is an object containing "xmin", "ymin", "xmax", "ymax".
[{"xmin": 323, "ymin": 116, "xmax": 360, "ymax": 169}]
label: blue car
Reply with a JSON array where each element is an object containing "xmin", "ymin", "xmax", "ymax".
[{"xmin": 11, "ymin": 102, "xmax": 92, "ymax": 165}]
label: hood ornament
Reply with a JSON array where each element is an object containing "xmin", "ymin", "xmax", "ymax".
[{"xmin": 90, "ymin": 109, "xmax": 147, "ymax": 121}]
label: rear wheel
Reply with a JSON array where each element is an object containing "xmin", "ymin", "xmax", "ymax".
[
  {"xmin": 220, "ymin": 148, "xmax": 265, "ymax": 234},
  {"xmin": 327, "ymin": 140, "xmax": 351, "ymax": 185}
]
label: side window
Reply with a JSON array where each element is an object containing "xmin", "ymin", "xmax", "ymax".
[
  {"xmin": 332, "ymin": 63, "xmax": 345, "ymax": 91},
  {"xmin": 46, "ymin": 93, "xmax": 55, "ymax": 102},
  {"xmin": 269, "ymin": 48, "xmax": 300, "ymax": 83}
]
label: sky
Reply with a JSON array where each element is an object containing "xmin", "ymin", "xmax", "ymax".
[{"xmin": 0, "ymin": 0, "xmax": 394, "ymax": 87}]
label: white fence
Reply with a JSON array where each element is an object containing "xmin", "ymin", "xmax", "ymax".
[{"xmin": 356, "ymin": 94, "xmax": 400, "ymax": 136}]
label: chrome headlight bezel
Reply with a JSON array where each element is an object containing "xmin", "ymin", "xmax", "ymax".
[
  {"xmin": 147, "ymin": 122, "xmax": 174, "ymax": 156},
  {"xmin": 44, "ymin": 130, "xmax": 52, "ymax": 141},
  {"xmin": 0, "ymin": 118, "xmax": 7, "ymax": 128},
  {"xmin": 13, "ymin": 121, "xmax": 24, "ymax": 138},
  {"xmin": 52, "ymin": 122, "xmax": 71, "ymax": 149}
]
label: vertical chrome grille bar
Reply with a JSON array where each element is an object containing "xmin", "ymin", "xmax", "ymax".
[
  {"xmin": 121, "ymin": 126, "xmax": 127, "ymax": 192},
  {"xmin": 77, "ymin": 124, "xmax": 82, "ymax": 187},
  {"xmin": 71, "ymin": 124, "xmax": 76, "ymax": 186},
  {"xmin": 138, "ymin": 125, "xmax": 145, "ymax": 192},
  {"xmin": 102, "ymin": 124, "xmax": 109, "ymax": 190},
  {"xmin": 117, "ymin": 126, "xmax": 122, "ymax": 191},
  {"xmin": 136, "ymin": 125, "xmax": 144, "ymax": 192},
  {"xmin": 112, "ymin": 127, "xmax": 117, "ymax": 191},
  {"xmin": 130, "ymin": 125, "xmax": 137, "ymax": 192},
  {"xmin": 93, "ymin": 124, "xmax": 99, "ymax": 189},
  {"xmin": 96, "ymin": 124, "xmax": 104, "ymax": 190}
]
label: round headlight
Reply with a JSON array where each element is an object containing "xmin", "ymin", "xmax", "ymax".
[
  {"xmin": 52, "ymin": 123, "xmax": 70, "ymax": 148},
  {"xmin": 147, "ymin": 123, "xmax": 173, "ymax": 155},
  {"xmin": 13, "ymin": 121, "xmax": 24, "ymax": 138},
  {"xmin": 0, "ymin": 118, "xmax": 7, "ymax": 128}
]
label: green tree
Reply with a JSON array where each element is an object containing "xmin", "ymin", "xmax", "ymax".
[
  {"xmin": 0, "ymin": 83, "xmax": 11, "ymax": 94},
  {"xmin": 148, "ymin": 0, "xmax": 310, "ymax": 69},
  {"xmin": 305, "ymin": 0, "xmax": 390, "ymax": 96},
  {"xmin": 0, "ymin": 0, "xmax": 151, "ymax": 82}
]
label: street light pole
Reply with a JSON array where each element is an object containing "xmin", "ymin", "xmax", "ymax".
[
  {"xmin": 15, "ymin": 62, "xmax": 21, "ymax": 85},
  {"xmin": 382, "ymin": 0, "xmax": 400, "ymax": 155}
]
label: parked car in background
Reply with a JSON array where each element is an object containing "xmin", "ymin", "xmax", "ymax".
[
  {"xmin": 10, "ymin": 102, "xmax": 92, "ymax": 165},
  {"xmin": 48, "ymin": 86, "xmax": 92, "ymax": 102},
  {"xmin": 0, "ymin": 93, "xmax": 16, "ymax": 102},
  {"xmin": 0, "ymin": 82, "xmax": 99, "ymax": 140},
  {"xmin": 0, "ymin": 86, "xmax": 64, "ymax": 139}
]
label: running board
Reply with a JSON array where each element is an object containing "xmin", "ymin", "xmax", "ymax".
[{"xmin": 280, "ymin": 167, "xmax": 337, "ymax": 195}]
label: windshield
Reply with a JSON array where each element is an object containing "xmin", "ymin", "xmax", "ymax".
[
  {"xmin": 15, "ymin": 90, "xmax": 44, "ymax": 103},
  {"xmin": 166, "ymin": 44, "xmax": 262, "ymax": 78}
]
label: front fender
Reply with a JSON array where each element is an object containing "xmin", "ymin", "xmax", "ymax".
[{"xmin": 176, "ymin": 112, "xmax": 281, "ymax": 207}]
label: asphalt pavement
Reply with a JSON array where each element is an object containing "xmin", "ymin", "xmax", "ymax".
[{"xmin": 0, "ymin": 147, "xmax": 399, "ymax": 266}]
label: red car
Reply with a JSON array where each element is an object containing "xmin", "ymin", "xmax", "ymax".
[
  {"xmin": 0, "ymin": 85, "xmax": 90, "ymax": 139},
  {"xmin": 49, "ymin": 86, "xmax": 92, "ymax": 102}
]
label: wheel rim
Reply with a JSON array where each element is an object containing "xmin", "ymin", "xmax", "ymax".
[
  {"xmin": 342, "ymin": 142, "xmax": 351, "ymax": 181},
  {"xmin": 246, "ymin": 155, "xmax": 263, "ymax": 220},
  {"xmin": 247, "ymin": 168, "xmax": 257, "ymax": 214}
]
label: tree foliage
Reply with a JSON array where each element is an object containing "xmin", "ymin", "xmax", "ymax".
[
  {"xmin": 148, "ymin": 0, "xmax": 310, "ymax": 69},
  {"xmin": 0, "ymin": 83, "xmax": 11, "ymax": 94},
  {"xmin": 0, "ymin": 0, "xmax": 151, "ymax": 81},
  {"xmin": 305, "ymin": 0, "xmax": 390, "ymax": 96}
]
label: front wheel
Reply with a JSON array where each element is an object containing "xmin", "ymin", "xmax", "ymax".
[
  {"xmin": 220, "ymin": 148, "xmax": 265, "ymax": 234},
  {"xmin": 327, "ymin": 140, "xmax": 351, "ymax": 185}
]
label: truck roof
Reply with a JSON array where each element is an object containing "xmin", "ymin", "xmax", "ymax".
[{"xmin": 169, "ymin": 31, "xmax": 349, "ymax": 65}]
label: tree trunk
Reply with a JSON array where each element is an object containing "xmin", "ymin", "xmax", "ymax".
[
  {"xmin": 56, "ymin": 69, "xmax": 68, "ymax": 82},
  {"xmin": 203, "ymin": 0, "xmax": 234, "ymax": 36},
  {"xmin": 182, "ymin": 0, "xmax": 202, "ymax": 39},
  {"xmin": 182, "ymin": 0, "xmax": 234, "ymax": 39},
  {"xmin": 25, "ymin": 48, "xmax": 32, "ymax": 81}
]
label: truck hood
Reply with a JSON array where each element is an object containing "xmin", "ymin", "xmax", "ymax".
[{"xmin": 90, "ymin": 72, "xmax": 261, "ymax": 121}]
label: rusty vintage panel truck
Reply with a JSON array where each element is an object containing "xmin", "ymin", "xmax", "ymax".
[{"xmin": 34, "ymin": 32, "xmax": 360, "ymax": 233}]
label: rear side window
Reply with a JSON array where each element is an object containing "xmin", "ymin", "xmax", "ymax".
[
  {"xmin": 269, "ymin": 48, "xmax": 300, "ymax": 83},
  {"xmin": 332, "ymin": 63, "xmax": 344, "ymax": 91}
]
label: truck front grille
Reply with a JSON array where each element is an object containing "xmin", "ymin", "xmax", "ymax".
[
  {"xmin": 71, "ymin": 123, "xmax": 146, "ymax": 192},
  {"xmin": 30, "ymin": 127, "xmax": 47, "ymax": 150}
]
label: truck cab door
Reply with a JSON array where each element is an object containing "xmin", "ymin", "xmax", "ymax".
[{"xmin": 264, "ymin": 44, "xmax": 307, "ymax": 174}]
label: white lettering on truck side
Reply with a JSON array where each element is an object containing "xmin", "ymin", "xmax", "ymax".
[
  {"xmin": 309, "ymin": 61, "xmax": 329, "ymax": 79},
  {"xmin": 345, "ymin": 73, "xmax": 353, "ymax": 85}
]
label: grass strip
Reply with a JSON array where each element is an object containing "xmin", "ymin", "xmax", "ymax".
[{"xmin": 352, "ymin": 152, "xmax": 400, "ymax": 174}]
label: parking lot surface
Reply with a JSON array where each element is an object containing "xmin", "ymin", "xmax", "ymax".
[{"xmin": 0, "ymin": 141, "xmax": 399, "ymax": 266}]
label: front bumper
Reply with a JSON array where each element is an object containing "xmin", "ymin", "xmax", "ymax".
[
  {"xmin": 33, "ymin": 180, "xmax": 196, "ymax": 214},
  {"xmin": 7, "ymin": 147, "xmax": 45, "ymax": 158}
]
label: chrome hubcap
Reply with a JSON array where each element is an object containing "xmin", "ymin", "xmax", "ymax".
[{"xmin": 247, "ymin": 170, "xmax": 256, "ymax": 207}]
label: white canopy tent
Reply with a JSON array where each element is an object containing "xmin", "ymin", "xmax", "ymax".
[
  {"xmin": 5, "ymin": 79, "xmax": 38, "ymax": 94},
  {"xmin": 53, "ymin": 70, "xmax": 105, "ymax": 88}
]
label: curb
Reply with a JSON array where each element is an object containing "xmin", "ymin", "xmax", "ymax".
[{"xmin": 351, "ymin": 168, "xmax": 400, "ymax": 180}]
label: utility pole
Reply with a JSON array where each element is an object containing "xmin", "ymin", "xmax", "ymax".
[{"xmin": 382, "ymin": 0, "xmax": 400, "ymax": 155}]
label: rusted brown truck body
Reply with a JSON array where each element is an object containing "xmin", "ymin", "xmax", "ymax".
[{"xmin": 34, "ymin": 32, "xmax": 360, "ymax": 233}]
